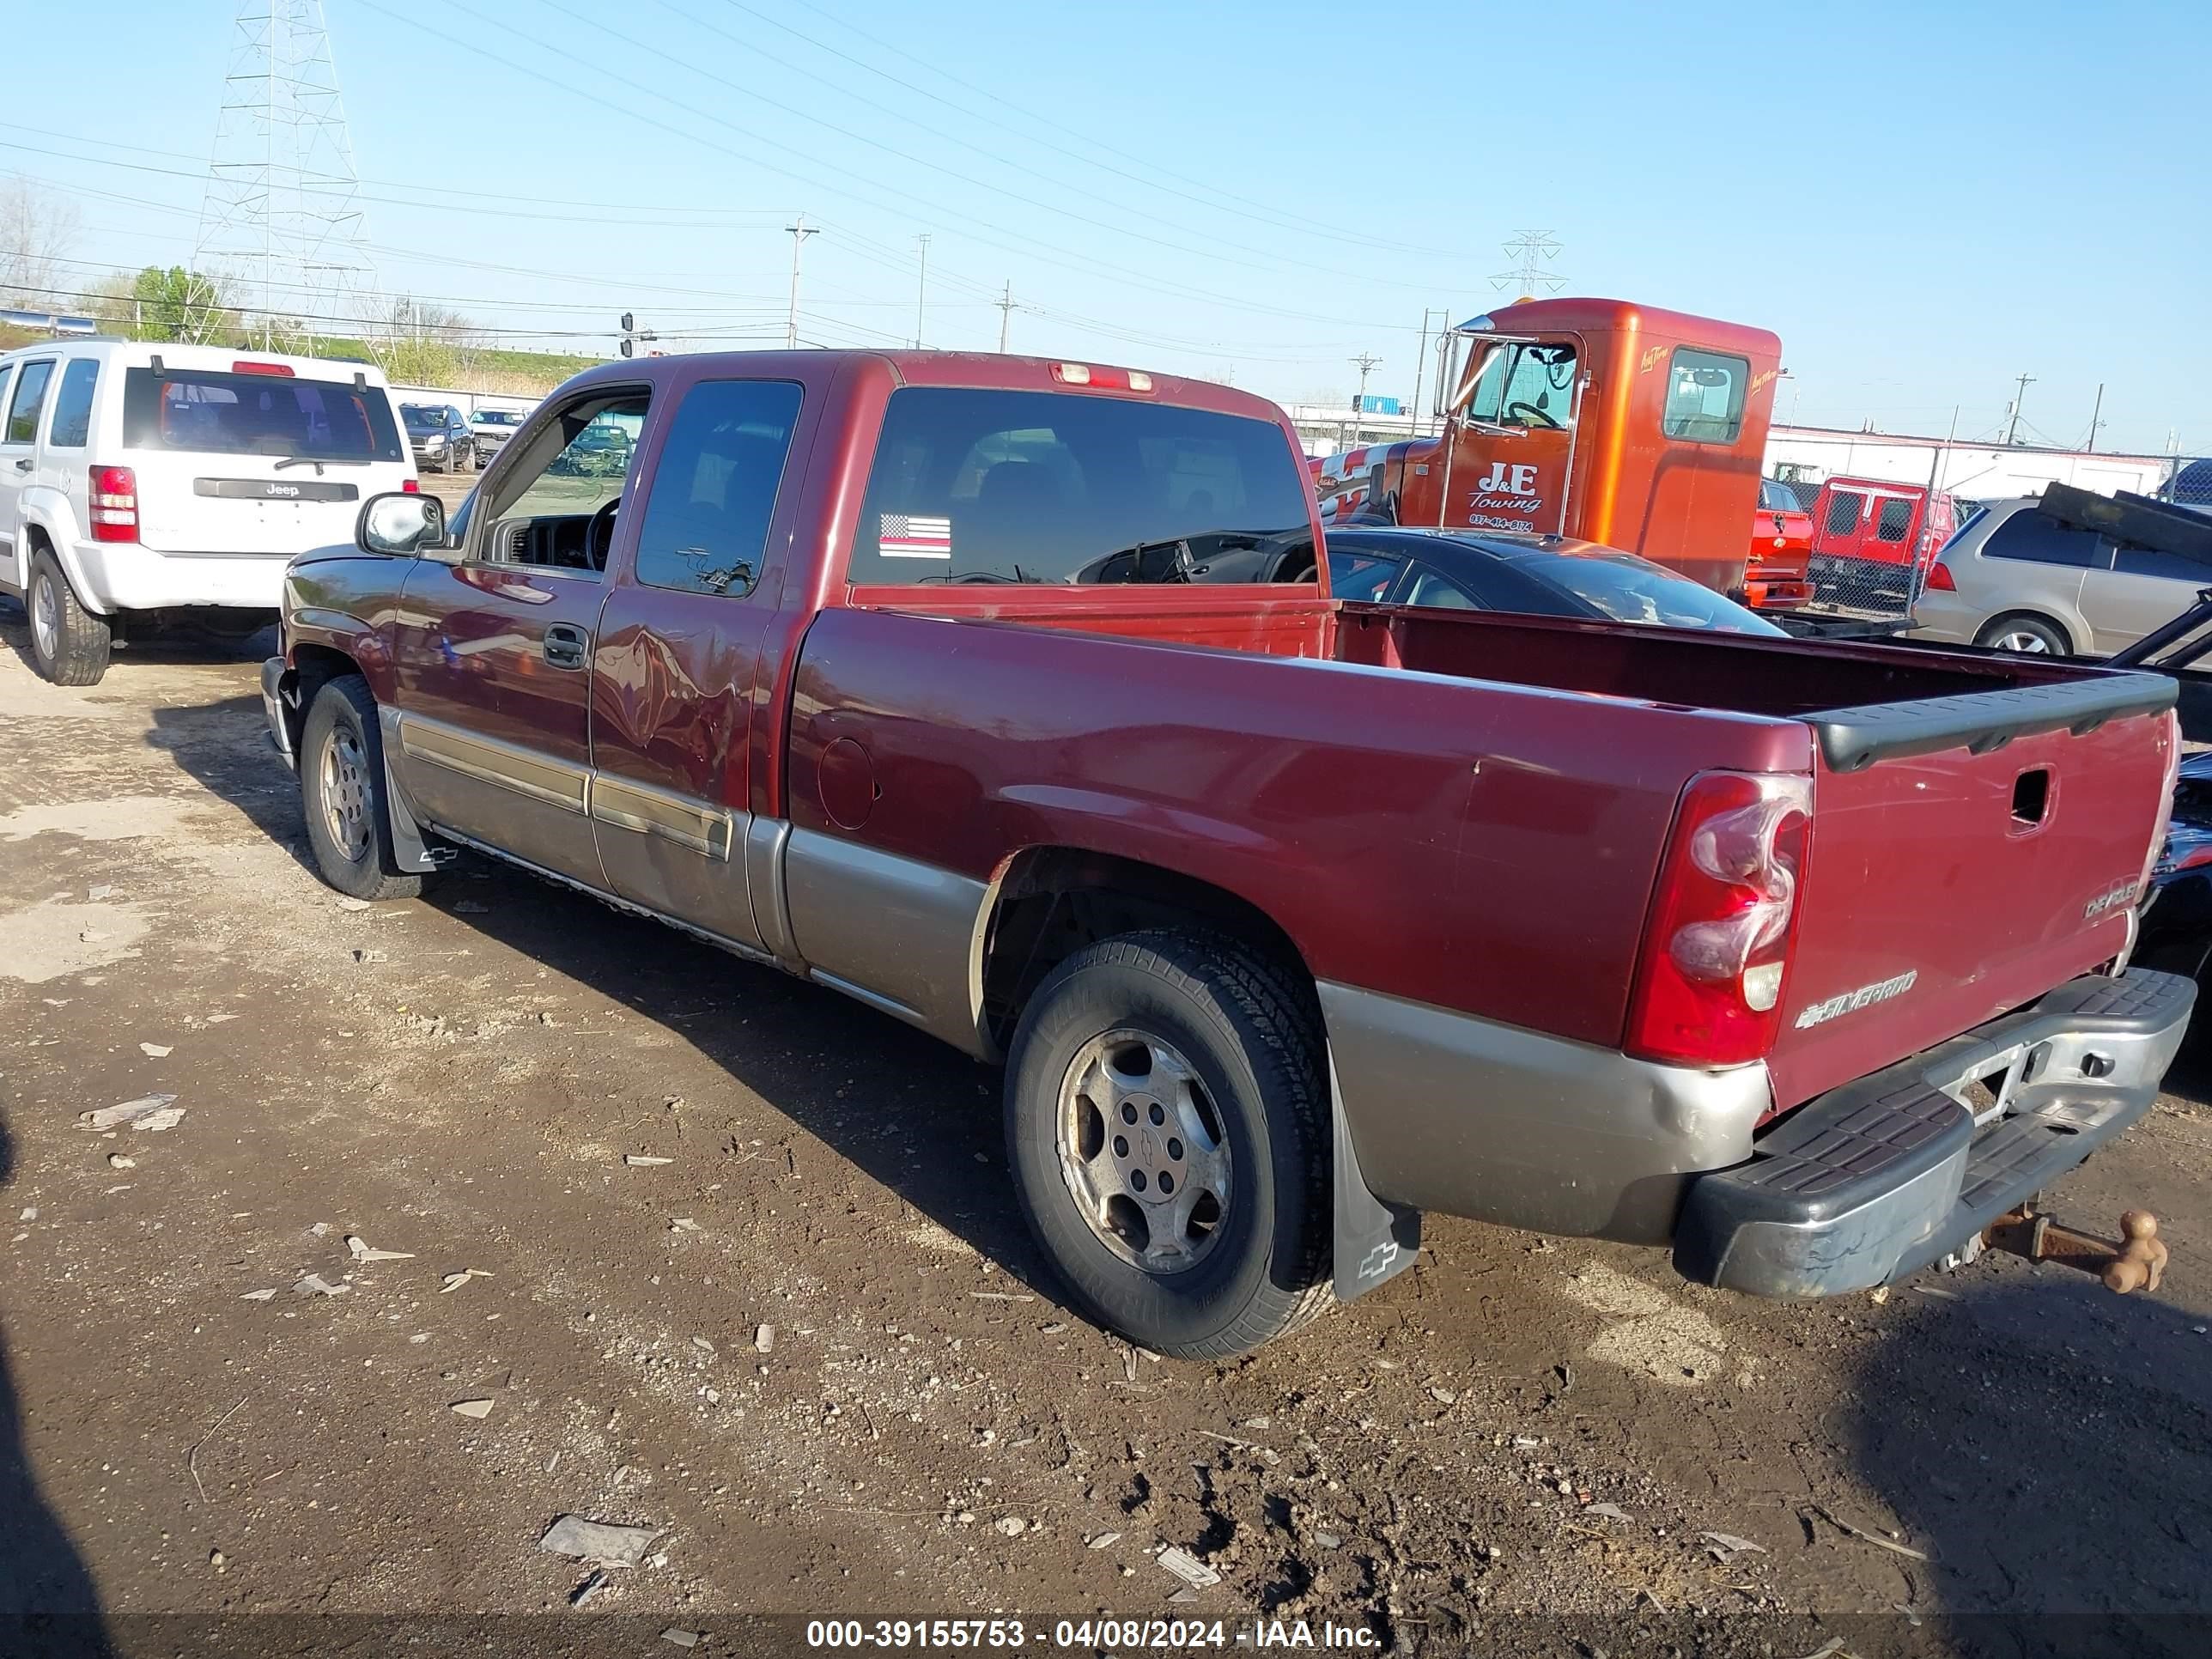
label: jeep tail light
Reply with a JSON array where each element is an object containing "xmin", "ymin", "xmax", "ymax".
[
  {"xmin": 1923, "ymin": 559, "xmax": 1955, "ymax": 591},
  {"xmin": 1626, "ymin": 770, "xmax": 1813, "ymax": 1066},
  {"xmin": 88, "ymin": 465, "xmax": 138, "ymax": 543},
  {"xmin": 401, "ymin": 478, "xmax": 420, "ymax": 493}
]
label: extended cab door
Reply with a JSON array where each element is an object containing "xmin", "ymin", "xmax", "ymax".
[
  {"xmin": 586, "ymin": 374, "xmax": 812, "ymax": 951},
  {"xmin": 389, "ymin": 386, "xmax": 651, "ymax": 884}
]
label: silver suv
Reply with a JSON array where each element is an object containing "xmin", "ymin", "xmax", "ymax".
[{"xmin": 1913, "ymin": 495, "xmax": 2212, "ymax": 656}]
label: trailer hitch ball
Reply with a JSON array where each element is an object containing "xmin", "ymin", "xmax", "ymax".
[{"xmin": 1979, "ymin": 1206, "xmax": 2166, "ymax": 1293}]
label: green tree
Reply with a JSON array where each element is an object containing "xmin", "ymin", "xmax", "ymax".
[{"xmin": 127, "ymin": 266, "xmax": 233, "ymax": 343}]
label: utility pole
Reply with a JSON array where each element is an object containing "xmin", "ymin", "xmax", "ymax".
[
  {"xmin": 2004, "ymin": 373, "xmax": 2036, "ymax": 446},
  {"xmin": 784, "ymin": 216, "xmax": 817, "ymax": 349},
  {"xmin": 913, "ymin": 233, "xmax": 930, "ymax": 349},
  {"xmin": 1343, "ymin": 352, "xmax": 1381, "ymax": 449},
  {"xmin": 2086, "ymin": 382, "xmax": 2105, "ymax": 453},
  {"xmin": 994, "ymin": 281, "xmax": 1015, "ymax": 353}
]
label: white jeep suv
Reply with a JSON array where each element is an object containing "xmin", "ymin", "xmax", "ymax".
[{"xmin": 0, "ymin": 339, "xmax": 417, "ymax": 684}]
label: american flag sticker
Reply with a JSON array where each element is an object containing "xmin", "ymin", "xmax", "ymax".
[{"xmin": 878, "ymin": 513, "xmax": 953, "ymax": 558}]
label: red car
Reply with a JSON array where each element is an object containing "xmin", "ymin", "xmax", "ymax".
[
  {"xmin": 263, "ymin": 349, "xmax": 2189, "ymax": 1356},
  {"xmin": 1744, "ymin": 477, "xmax": 1814, "ymax": 609}
]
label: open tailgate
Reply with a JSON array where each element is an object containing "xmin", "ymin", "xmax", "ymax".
[{"xmin": 1766, "ymin": 669, "xmax": 2178, "ymax": 1112}]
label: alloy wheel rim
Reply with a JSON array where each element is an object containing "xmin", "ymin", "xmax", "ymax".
[
  {"xmin": 1994, "ymin": 630, "xmax": 2051, "ymax": 653},
  {"xmin": 31, "ymin": 572, "xmax": 58, "ymax": 660},
  {"xmin": 1056, "ymin": 1028, "xmax": 1231, "ymax": 1275},
  {"xmin": 319, "ymin": 726, "xmax": 372, "ymax": 861}
]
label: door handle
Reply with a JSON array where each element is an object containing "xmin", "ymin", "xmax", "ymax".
[
  {"xmin": 11, "ymin": 458, "xmax": 29, "ymax": 472},
  {"xmin": 544, "ymin": 623, "xmax": 590, "ymax": 670}
]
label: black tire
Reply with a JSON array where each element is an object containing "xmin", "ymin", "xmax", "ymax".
[
  {"xmin": 1005, "ymin": 929, "xmax": 1333, "ymax": 1358},
  {"xmin": 26, "ymin": 547, "xmax": 112, "ymax": 685},
  {"xmin": 1975, "ymin": 612, "xmax": 2069, "ymax": 655},
  {"xmin": 299, "ymin": 674, "xmax": 424, "ymax": 902}
]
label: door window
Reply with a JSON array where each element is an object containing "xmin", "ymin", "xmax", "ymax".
[
  {"xmin": 479, "ymin": 392, "xmax": 651, "ymax": 576},
  {"xmin": 4, "ymin": 360, "xmax": 55, "ymax": 445},
  {"xmin": 632, "ymin": 380, "xmax": 803, "ymax": 596},
  {"xmin": 1660, "ymin": 349, "xmax": 1749, "ymax": 443},
  {"xmin": 1981, "ymin": 510, "xmax": 2104, "ymax": 567},
  {"xmin": 1823, "ymin": 492, "xmax": 1863, "ymax": 537},
  {"xmin": 1325, "ymin": 547, "xmax": 1403, "ymax": 602},
  {"xmin": 1464, "ymin": 342, "xmax": 1577, "ymax": 429},
  {"xmin": 2111, "ymin": 544, "xmax": 2212, "ymax": 583},
  {"xmin": 46, "ymin": 359, "xmax": 100, "ymax": 449},
  {"xmin": 0, "ymin": 367, "xmax": 14, "ymax": 432},
  {"xmin": 1405, "ymin": 567, "xmax": 1481, "ymax": 610},
  {"xmin": 1874, "ymin": 496, "xmax": 1913, "ymax": 544}
]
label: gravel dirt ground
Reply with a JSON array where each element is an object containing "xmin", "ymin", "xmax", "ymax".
[{"xmin": 2, "ymin": 604, "xmax": 2209, "ymax": 1659}]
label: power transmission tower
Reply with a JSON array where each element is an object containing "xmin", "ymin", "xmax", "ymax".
[
  {"xmin": 1491, "ymin": 230, "xmax": 1565, "ymax": 301},
  {"xmin": 2004, "ymin": 373, "xmax": 2036, "ymax": 446},
  {"xmin": 994, "ymin": 281, "xmax": 1015, "ymax": 353},
  {"xmin": 194, "ymin": 0, "xmax": 377, "ymax": 350},
  {"xmin": 784, "ymin": 216, "xmax": 818, "ymax": 349},
  {"xmin": 913, "ymin": 233, "xmax": 930, "ymax": 349}
]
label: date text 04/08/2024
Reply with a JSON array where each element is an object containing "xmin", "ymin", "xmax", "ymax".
[{"xmin": 803, "ymin": 1619, "xmax": 1382, "ymax": 1650}]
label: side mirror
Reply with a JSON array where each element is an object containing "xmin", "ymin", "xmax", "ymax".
[{"xmin": 357, "ymin": 490, "xmax": 447, "ymax": 556}]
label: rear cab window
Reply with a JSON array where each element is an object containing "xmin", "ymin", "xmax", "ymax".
[
  {"xmin": 631, "ymin": 379, "xmax": 803, "ymax": 596},
  {"xmin": 122, "ymin": 367, "xmax": 404, "ymax": 463},
  {"xmin": 845, "ymin": 387, "xmax": 1315, "ymax": 588},
  {"xmin": 1660, "ymin": 348, "xmax": 1748, "ymax": 443}
]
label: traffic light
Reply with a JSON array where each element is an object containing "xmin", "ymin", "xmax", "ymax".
[{"xmin": 619, "ymin": 313, "xmax": 635, "ymax": 357}]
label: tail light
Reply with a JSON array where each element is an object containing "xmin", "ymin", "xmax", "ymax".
[
  {"xmin": 232, "ymin": 360, "xmax": 295, "ymax": 377},
  {"xmin": 1049, "ymin": 362, "xmax": 1155, "ymax": 392},
  {"xmin": 1626, "ymin": 770, "xmax": 1814, "ymax": 1066},
  {"xmin": 88, "ymin": 465, "xmax": 138, "ymax": 543},
  {"xmin": 401, "ymin": 478, "xmax": 421, "ymax": 494},
  {"xmin": 2141, "ymin": 712, "xmax": 2182, "ymax": 902},
  {"xmin": 1923, "ymin": 559, "xmax": 1956, "ymax": 591}
]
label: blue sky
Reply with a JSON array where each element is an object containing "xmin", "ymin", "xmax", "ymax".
[{"xmin": 5, "ymin": 0, "xmax": 2207, "ymax": 453}]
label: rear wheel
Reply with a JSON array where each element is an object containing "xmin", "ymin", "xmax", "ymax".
[
  {"xmin": 1005, "ymin": 930, "xmax": 1332, "ymax": 1358},
  {"xmin": 1976, "ymin": 613, "xmax": 2068, "ymax": 654},
  {"xmin": 299, "ymin": 674, "xmax": 423, "ymax": 902},
  {"xmin": 27, "ymin": 547, "xmax": 112, "ymax": 685}
]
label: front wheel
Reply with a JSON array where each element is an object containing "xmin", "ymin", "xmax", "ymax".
[
  {"xmin": 299, "ymin": 674, "xmax": 423, "ymax": 902},
  {"xmin": 1005, "ymin": 930, "xmax": 1333, "ymax": 1358}
]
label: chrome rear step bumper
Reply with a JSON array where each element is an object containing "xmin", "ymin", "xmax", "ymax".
[{"xmin": 1674, "ymin": 969, "xmax": 2194, "ymax": 1297}]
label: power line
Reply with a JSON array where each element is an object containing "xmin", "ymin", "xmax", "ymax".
[
  {"xmin": 663, "ymin": 0, "xmax": 1475, "ymax": 261},
  {"xmin": 520, "ymin": 0, "xmax": 1455, "ymax": 297},
  {"xmin": 343, "ymin": 0, "xmax": 1447, "ymax": 334}
]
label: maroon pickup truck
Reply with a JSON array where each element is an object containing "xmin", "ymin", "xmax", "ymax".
[{"xmin": 262, "ymin": 349, "xmax": 2191, "ymax": 1357}]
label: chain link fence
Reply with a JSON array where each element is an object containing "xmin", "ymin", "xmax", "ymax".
[{"xmin": 1768, "ymin": 454, "xmax": 2209, "ymax": 623}]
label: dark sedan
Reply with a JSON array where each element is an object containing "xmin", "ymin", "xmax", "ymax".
[{"xmin": 1325, "ymin": 526, "xmax": 1788, "ymax": 635}]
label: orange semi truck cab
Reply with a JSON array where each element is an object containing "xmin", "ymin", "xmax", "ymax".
[{"xmin": 1313, "ymin": 298, "xmax": 1782, "ymax": 600}]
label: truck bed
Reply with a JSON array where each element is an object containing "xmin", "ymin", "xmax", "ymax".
[{"xmin": 820, "ymin": 595, "xmax": 2174, "ymax": 1118}]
